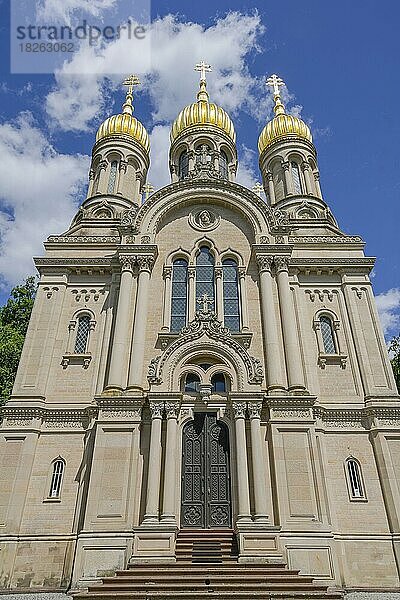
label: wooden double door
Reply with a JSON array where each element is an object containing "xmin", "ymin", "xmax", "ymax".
[{"xmin": 181, "ymin": 413, "xmax": 231, "ymax": 529}]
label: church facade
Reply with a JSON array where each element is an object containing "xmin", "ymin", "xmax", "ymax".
[{"xmin": 1, "ymin": 68, "xmax": 400, "ymax": 596}]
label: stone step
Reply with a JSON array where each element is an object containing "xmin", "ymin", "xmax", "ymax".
[
  {"xmin": 90, "ymin": 582, "xmax": 327, "ymax": 593},
  {"xmin": 123, "ymin": 564, "xmax": 291, "ymax": 574},
  {"xmin": 75, "ymin": 591, "xmax": 342, "ymax": 599},
  {"xmin": 103, "ymin": 573, "xmax": 315, "ymax": 584}
]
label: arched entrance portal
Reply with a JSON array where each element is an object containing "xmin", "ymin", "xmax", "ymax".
[{"xmin": 181, "ymin": 413, "xmax": 231, "ymax": 529}]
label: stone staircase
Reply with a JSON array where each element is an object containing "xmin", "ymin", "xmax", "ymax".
[{"xmin": 74, "ymin": 529, "xmax": 342, "ymax": 600}]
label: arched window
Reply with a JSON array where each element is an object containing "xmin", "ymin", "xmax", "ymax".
[
  {"xmin": 74, "ymin": 315, "xmax": 91, "ymax": 353},
  {"xmin": 222, "ymin": 259, "xmax": 240, "ymax": 331},
  {"xmin": 211, "ymin": 373, "xmax": 226, "ymax": 393},
  {"xmin": 184, "ymin": 373, "xmax": 200, "ymax": 393},
  {"xmin": 49, "ymin": 458, "xmax": 65, "ymax": 498},
  {"xmin": 220, "ymin": 151, "xmax": 228, "ymax": 179},
  {"xmin": 107, "ymin": 160, "xmax": 118, "ymax": 193},
  {"xmin": 196, "ymin": 247, "xmax": 215, "ymax": 311},
  {"xmin": 291, "ymin": 161, "xmax": 303, "ymax": 194},
  {"xmin": 171, "ymin": 259, "xmax": 188, "ymax": 331},
  {"xmin": 346, "ymin": 458, "xmax": 365, "ymax": 499},
  {"xmin": 179, "ymin": 151, "xmax": 189, "ymax": 179},
  {"xmin": 320, "ymin": 315, "xmax": 336, "ymax": 354}
]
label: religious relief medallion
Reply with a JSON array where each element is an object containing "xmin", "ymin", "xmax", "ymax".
[{"xmin": 189, "ymin": 209, "xmax": 220, "ymax": 231}]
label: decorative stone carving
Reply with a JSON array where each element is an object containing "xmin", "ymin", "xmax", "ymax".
[
  {"xmin": 119, "ymin": 255, "xmax": 135, "ymax": 273},
  {"xmin": 165, "ymin": 401, "xmax": 180, "ymax": 419},
  {"xmin": 189, "ymin": 209, "xmax": 220, "ymax": 232},
  {"xmin": 256, "ymin": 255, "xmax": 274, "ymax": 273},
  {"xmin": 149, "ymin": 401, "xmax": 164, "ymax": 419},
  {"xmin": 248, "ymin": 401, "xmax": 263, "ymax": 419},
  {"xmin": 120, "ymin": 207, "xmax": 138, "ymax": 227},
  {"xmin": 137, "ymin": 255, "xmax": 154, "ymax": 273},
  {"xmin": 232, "ymin": 402, "xmax": 247, "ymax": 419},
  {"xmin": 274, "ymin": 256, "xmax": 290, "ymax": 272}
]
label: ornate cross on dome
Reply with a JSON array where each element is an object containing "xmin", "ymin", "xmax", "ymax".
[
  {"xmin": 266, "ymin": 74, "xmax": 285, "ymax": 97},
  {"xmin": 195, "ymin": 61, "xmax": 212, "ymax": 82},
  {"xmin": 122, "ymin": 74, "xmax": 140, "ymax": 115},
  {"xmin": 197, "ymin": 293, "xmax": 213, "ymax": 313},
  {"xmin": 142, "ymin": 182, "xmax": 154, "ymax": 200}
]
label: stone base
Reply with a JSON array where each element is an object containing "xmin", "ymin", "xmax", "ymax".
[
  {"xmin": 129, "ymin": 525, "xmax": 177, "ymax": 564},
  {"xmin": 235, "ymin": 524, "xmax": 283, "ymax": 563}
]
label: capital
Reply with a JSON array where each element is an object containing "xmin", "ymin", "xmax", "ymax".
[
  {"xmin": 163, "ymin": 266, "xmax": 172, "ymax": 280},
  {"xmin": 266, "ymin": 171, "xmax": 273, "ymax": 182},
  {"xmin": 149, "ymin": 401, "xmax": 164, "ymax": 419},
  {"xmin": 248, "ymin": 401, "xmax": 263, "ymax": 419},
  {"xmin": 137, "ymin": 255, "xmax": 154, "ymax": 273},
  {"xmin": 98, "ymin": 160, "xmax": 108, "ymax": 171},
  {"xmin": 214, "ymin": 266, "xmax": 223, "ymax": 279},
  {"xmin": 165, "ymin": 401, "xmax": 180, "ymax": 419},
  {"xmin": 119, "ymin": 160, "xmax": 128, "ymax": 173},
  {"xmin": 282, "ymin": 161, "xmax": 290, "ymax": 172},
  {"xmin": 301, "ymin": 161, "xmax": 311, "ymax": 171},
  {"xmin": 119, "ymin": 254, "xmax": 135, "ymax": 273},
  {"xmin": 274, "ymin": 256, "xmax": 290, "ymax": 272},
  {"xmin": 89, "ymin": 168, "xmax": 95, "ymax": 180},
  {"xmin": 232, "ymin": 402, "xmax": 247, "ymax": 419},
  {"xmin": 256, "ymin": 255, "xmax": 274, "ymax": 274}
]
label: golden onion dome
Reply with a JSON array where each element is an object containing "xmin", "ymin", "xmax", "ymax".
[
  {"xmin": 258, "ymin": 75, "xmax": 312, "ymax": 155},
  {"xmin": 95, "ymin": 75, "xmax": 150, "ymax": 153},
  {"xmin": 171, "ymin": 77, "xmax": 236, "ymax": 144}
]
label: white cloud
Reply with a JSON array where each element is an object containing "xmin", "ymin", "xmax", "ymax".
[
  {"xmin": 375, "ymin": 288, "xmax": 400, "ymax": 337},
  {"xmin": 148, "ymin": 124, "xmax": 171, "ymax": 190},
  {"xmin": 45, "ymin": 12, "xmax": 267, "ymax": 132},
  {"xmin": 236, "ymin": 145, "xmax": 260, "ymax": 192},
  {"xmin": 0, "ymin": 113, "xmax": 89, "ymax": 288},
  {"xmin": 36, "ymin": 0, "xmax": 118, "ymax": 25}
]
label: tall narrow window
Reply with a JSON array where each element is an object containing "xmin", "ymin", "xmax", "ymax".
[
  {"xmin": 184, "ymin": 373, "xmax": 200, "ymax": 392},
  {"xmin": 220, "ymin": 151, "xmax": 228, "ymax": 179},
  {"xmin": 107, "ymin": 160, "xmax": 118, "ymax": 193},
  {"xmin": 222, "ymin": 259, "xmax": 240, "ymax": 331},
  {"xmin": 291, "ymin": 161, "xmax": 302, "ymax": 194},
  {"xmin": 211, "ymin": 373, "xmax": 226, "ymax": 393},
  {"xmin": 346, "ymin": 458, "xmax": 365, "ymax": 499},
  {"xmin": 49, "ymin": 459, "xmax": 65, "ymax": 498},
  {"xmin": 74, "ymin": 315, "xmax": 91, "ymax": 353},
  {"xmin": 320, "ymin": 315, "xmax": 336, "ymax": 354},
  {"xmin": 179, "ymin": 151, "xmax": 189, "ymax": 179},
  {"xmin": 171, "ymin": 259, "xmax": 188, "ymax": 331},
  {"xmin": 196, "ymin": 247, "xmax": 215, "ymax": 311}
]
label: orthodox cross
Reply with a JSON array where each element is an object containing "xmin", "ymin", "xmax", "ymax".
[
  {"xmin": 123, "ymin": 74, "xmax": 140, "ymax": 96},
  {"xmin": 252, "ymin": 182, "xmax": 264, "ymax": 197},
  {"xmin": 143, "ymin": 182, "xmax": 154, "ymax": 200},
  {"xmin": 195, "ymin": 61, "xmax": 212, "ymax": 81},
  {"xmin": 266, "ymin": 73, "xmax": 285, "ymax": 96},
  {"xmin": 197, "ymin": 293, "xmax": 213, "ymax": 313}
]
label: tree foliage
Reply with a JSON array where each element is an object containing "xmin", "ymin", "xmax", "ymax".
[
  {"xmin": 389, "ymin": 333, "xmax": 400, "ymax": 393},
  {"xmin": 0, "ymin": 277, "xmax": 37, "ymax": 401}
]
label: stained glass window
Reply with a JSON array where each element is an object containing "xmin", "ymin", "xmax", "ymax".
[
  {"xmin": 179, "ymin": 151, "xmax": 189, "ymax": 179},
  {"xmin": 171, "ymin": 259, "xmax": 188, "ymax": 331},
  {"xmin": 49, "ymin": 459, "xmax": 64, "ymax": 498},
  {"xmin": 222, "ymin": 259, "xmax": 240, "ymax": 331},
  {"xmin": 220, "ymin": 151, "xmax": 228, "ymax": 179},
  {"xmin": 320, "ymin": 315, "xmax": 336, "ymax": 354},
  {"xmin": 196, "ymin": 247, "xmax": 215, "ymax": 311},
  {"xmin": 107, "ymin": 160, "xmax": 118, "ymax": 193},
  {"xmin": 291, "ymin": 161, "xmax": 302, "ymax": 194},
  {"xmin": 74, "ymin": 315, "xmax": 91, "ymax": 353}
]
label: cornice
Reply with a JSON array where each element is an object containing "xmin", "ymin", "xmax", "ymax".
[
  {"xmin": 34, "ymin": 257, "xmax": 115, "ymax": 272},
  {"xmin": 0, "ymin": 405, "xmax": 97, "ymax": 430}
]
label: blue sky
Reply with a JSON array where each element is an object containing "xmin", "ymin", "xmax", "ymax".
[{"xmin": 0, "ymin": 0, "xmax": 399, "ymax": 336}]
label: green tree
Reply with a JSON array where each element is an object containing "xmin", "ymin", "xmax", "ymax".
[
  {"xmin": 0, "ymin": 276, "xmax": 37, "ymax": 401},
  {"xmin": 389, "ymin": 333, "xmax": 400, "ymax": 393}
]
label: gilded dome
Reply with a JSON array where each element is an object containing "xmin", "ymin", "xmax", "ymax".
[
  {"xmin": 171, "ymin": 80, "xmax": 236, "ymax": 143},
  {"xmin": 258, "ymin": 89, "xmax": 312, "ymax": 155},
  {"xmin": 96, "ymin": 113, "xmax": 150, "ymax": 152},
  {"xmin": 95, "ymin": 75, "xmax": 150, "ymax": 153}
]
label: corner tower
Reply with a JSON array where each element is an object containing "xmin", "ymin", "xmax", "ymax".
[
  {"xmin": 169, "ymin": 61, "xmax": 238, "ymax": 183},
  {"xmin": 259, "ymin": 74, "xmax": 323, "ymax": 208},
  {"xmin": 85, "ymin": 75, "xmax": 150, "ymax": 213}
]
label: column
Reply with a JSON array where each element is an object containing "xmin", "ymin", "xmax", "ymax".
[
  {"xmin": 188, "ymin": 266, "xmax": 196, "ymax": 321},
  {"xmin": 87, "ymin": 168, "xmax": 95, "ymax": 197},
  {"xmin": 128, "ymin": 256, "xmax": 154, "ymax": 388},
  {"xmin": 97, "ymin": 160, "xmax": 108, "ymax": 194},
  {"xmin": 314, "ymin": 171, "xmax": 323, "ymax": 199},
  {"xmin": 282, "ymin": 161, "xmax": 292, "ymax": 196},
  {"xmin": 232, "ymin": 402, "xmax": 251, "ymax": 522},
  {"xmin": 107, "ymin": 255, "xmax": 135, "ymax": 390},
  {"xmin": 275, "ymin": 257, "xmax": 305, "ymax": 391},
  {"xmin": 143, "ymin": 401, "xmax": 164, "ymax": 523},
  {"xmin": 249, "ymin": 402, "xmax": 269, "ymax": 522},
  {"xmin": 134, "ymin": 172, "xmax": 142, "ymax": 204},
  {"xmin": 161, "ymin": 266, "xmax": 172, "ymax": 331},
  {"xmin": 215, "ymin": 266, "xmax": 224, "ymax": 321},
  {"xmin": 256, "ymin": 255, "xmax": 285, "ymax": 391},
  {"xmin": 267, "ymin": 171, "xmax": 275, "ymax": 204},
  {"xmin": 161, "ymin": 401, "xmax": 180, "ymax": 523},
  {"xmin": 302, "ymin": 161, "xmax": 314, "ymax": 195},
  {"xmin": 116, "ymin": 160, "xmax": 127, "ymax": 195},
  {"xmin": 238, "ymin": 267, "xmax": 249, "ymax": 331}
]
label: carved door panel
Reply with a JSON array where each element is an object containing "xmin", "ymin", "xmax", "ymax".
[{"xmin": 181, "ymin": 413, "xmax": 231, "ymax": 529}]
